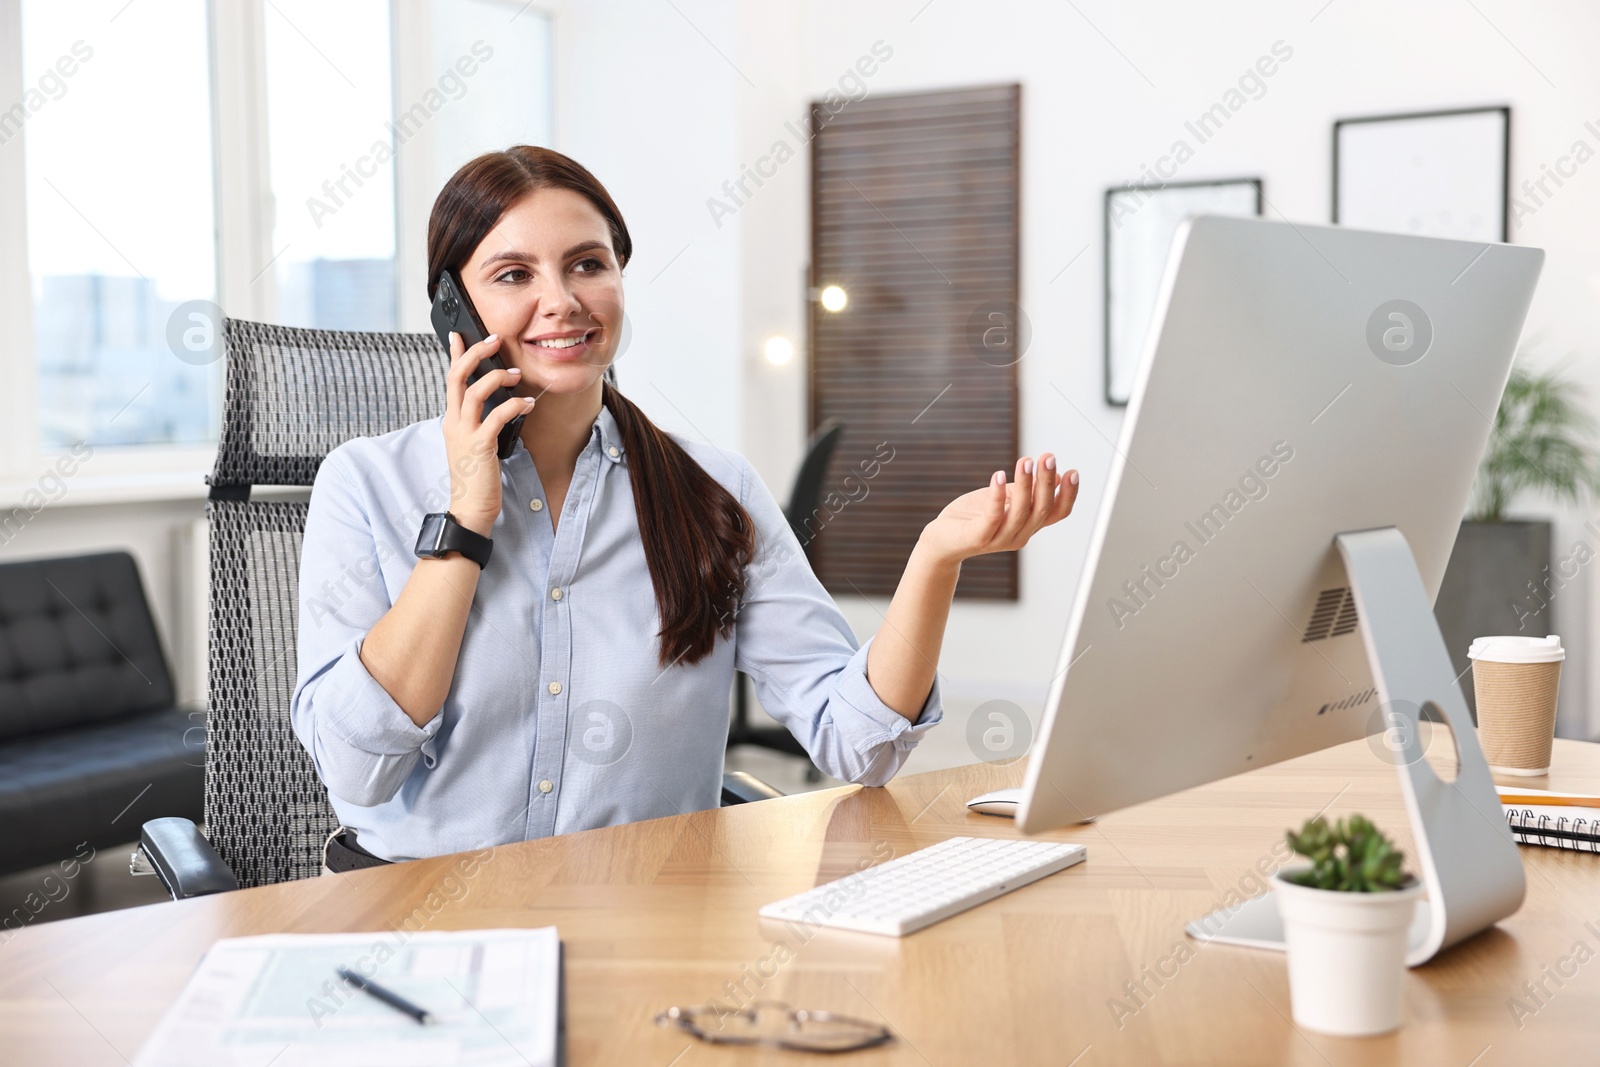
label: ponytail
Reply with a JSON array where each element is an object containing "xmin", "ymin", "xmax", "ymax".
[{"xmin": 602, "ymin": 383, "xmax": 756, "ymax": 668}]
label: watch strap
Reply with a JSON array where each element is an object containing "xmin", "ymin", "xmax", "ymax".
[{"xmin": 416, "ymin": 512, "xmax": 493, "ymax": 569}]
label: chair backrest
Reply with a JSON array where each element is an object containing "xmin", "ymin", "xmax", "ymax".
[
  {"xmin": 205, "ymin": 319, "xmax": 448, "ymax": 888},
  {"xmin": 0, "ymin": 551, "xmax": 174, "ymax": 741},
  {"xmin": 784, "ymin": 418, "xmax": 845, "ymax": 562}
]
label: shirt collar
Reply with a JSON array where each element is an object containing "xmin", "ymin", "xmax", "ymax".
[{"xmin": 594, "ymin": 402, "xmax": 625, "ymax": 464}]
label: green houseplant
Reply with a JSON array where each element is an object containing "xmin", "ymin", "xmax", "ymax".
[
  {"xmin": 1469, "ymin": 366, "xmax": 1600, "ymax": 523},
  {"xmin": 1282, "ymin": 814, "xmax": 1410, "ymax": 892},
  {"xmin": 1436, "ymin": 364, "xmax": 1600, "ymax": 720},
  {"xmin": 1272, "ymin": 815, "xmax": 1421, "ymax": 1036}
]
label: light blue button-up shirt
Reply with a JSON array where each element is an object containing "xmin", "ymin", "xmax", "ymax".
[{"xmin": 290, "ymin": 403, "xmax": 943, "ymax": 861}]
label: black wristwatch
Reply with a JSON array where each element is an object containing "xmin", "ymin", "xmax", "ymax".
[{"xmin": 415, "ymin": 512, "xmax": 493, "ymax": 570}]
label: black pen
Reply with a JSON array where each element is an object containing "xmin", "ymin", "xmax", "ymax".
[{"xmin": 336, "ymin": 967, "xmax": 433, "ymax": 1025}]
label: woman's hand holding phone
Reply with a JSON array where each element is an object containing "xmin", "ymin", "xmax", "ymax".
[{"xmin": 444, "ymin": 331, "xmax": 535, "ymax": 537}]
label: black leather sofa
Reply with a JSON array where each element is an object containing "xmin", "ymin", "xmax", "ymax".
[{"xmin": 0, "ymin": 551, "xmax": 204, "ymax": 877}]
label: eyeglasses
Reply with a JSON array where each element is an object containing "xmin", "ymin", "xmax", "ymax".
[{"xmin": 655, "ymin": 1000, "xmax": 893, "ymax": 1053}]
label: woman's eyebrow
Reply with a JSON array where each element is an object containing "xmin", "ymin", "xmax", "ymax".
[{"xmin": 479, "ymin": 241, "xmax": 609, "ymax": 268}]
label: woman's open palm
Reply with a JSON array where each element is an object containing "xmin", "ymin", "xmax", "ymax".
[{"xmin": 920, "ymin": 454, "xmax": 1079, "ymax": 565}]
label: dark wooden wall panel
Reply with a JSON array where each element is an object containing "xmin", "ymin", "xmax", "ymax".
[{"xmin": 808, "ymin": 84, "xmax": 1021, "ymax": 599}]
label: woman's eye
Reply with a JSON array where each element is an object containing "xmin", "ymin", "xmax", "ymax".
[
  {"xmin": 495, "ymin": 268, "xmax": 530, "ymax": 284},
  {"xmin": 574, "ymin": 257, "xmax": 604, "ymax": 274}
]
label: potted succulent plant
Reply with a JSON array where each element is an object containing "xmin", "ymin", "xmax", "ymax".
[
  {"xmin": 1272, "ymin": 814, "xmax": 1421, "ymax": 1037},
  {"xmin": 1435, "ymin": 364, "xmax": 1600, "ymax": 721}
]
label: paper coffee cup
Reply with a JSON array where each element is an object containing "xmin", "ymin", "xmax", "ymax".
[{"xmin": 1468, "ymin": 635, "xmax": 1563, "ymax": 776}]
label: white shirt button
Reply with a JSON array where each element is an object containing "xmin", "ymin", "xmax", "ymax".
[
  {"xmin": 529, "ymin": 498, "xmax": 543, "ymax": 511},
  {"xmin": 538, "ymin": 779, "xmax": 553, "ymax": 794},
  {"xmin": 547, "ymin": 681, "xmax": 562, "ymax": 695},
  {"xmin": 607, "ymin": 445, "xmax": 620, "ymax": 458},
  {"xmin": 551, "ymin": 587, "xmax": 563, "ymax": 601}
]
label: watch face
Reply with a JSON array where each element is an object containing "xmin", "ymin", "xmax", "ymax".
[{"xmin": 416, "ymin": 513, "xmax": 449, "ymax": 557}]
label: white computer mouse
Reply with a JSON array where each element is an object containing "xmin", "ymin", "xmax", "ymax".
[{"xmin": 965, "ymin": 787, "xmax": 1022, "ymax": 817}]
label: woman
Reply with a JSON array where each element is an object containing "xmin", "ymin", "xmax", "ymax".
[{"xmin": 291, "ymin": 146, "xmax": 1079, "ymax": 868}]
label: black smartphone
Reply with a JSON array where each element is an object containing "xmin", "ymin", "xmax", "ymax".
[{"xmin": 430, "ymin": 269, "xmax": 526, "ymax": 459}]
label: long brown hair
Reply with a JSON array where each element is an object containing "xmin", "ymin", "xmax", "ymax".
[{"xmin": 427, "ymin": 146, "xmax": 755, "ymax": 669}]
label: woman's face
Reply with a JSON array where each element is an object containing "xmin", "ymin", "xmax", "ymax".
[{"xmin": 458, "ymin": 187, "xmax": 625, "ymax": 397}]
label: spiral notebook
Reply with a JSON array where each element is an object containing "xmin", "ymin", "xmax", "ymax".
[{"xmin": 1497, "ymin": 787, "xmax": 1600, "ymax": 853}]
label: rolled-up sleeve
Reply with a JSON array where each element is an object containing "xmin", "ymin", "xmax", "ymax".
[
  {"xmin": 730, "ymin": 454, "xmax": 943, "ymax": 785},
  {"xmin": 290, "ymin": 449, "xmax": 441, "ymax": 808}
]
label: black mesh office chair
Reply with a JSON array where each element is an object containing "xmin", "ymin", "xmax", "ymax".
[
  {"xmin": 726, "ymin": 418, "xmax": 844, "ymax": 781},
  {"xmin": 136, "ymin": 319, "xmax": 780, "ymax": 900}
]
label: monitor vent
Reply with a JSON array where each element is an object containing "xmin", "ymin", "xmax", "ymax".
[
  {"xmin": 1317, "ymin": 687, "xmax": 1378, "ymax": 715},
  {"xmin": 1331, "ymin": 589, "xmax": 1360, "ymax": 637},
  {"xmin": 1303, "ymin": 587, "xmax": 1359, "ymax": 642}
]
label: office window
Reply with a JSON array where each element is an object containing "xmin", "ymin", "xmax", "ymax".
[
  {"xmin": 2, "ymin": 0, "xmax": 555, "ymax": 463},
  {"xmin": 21, "ymin": 0, "xmax": 219, "ymax": 448},
  {"xmin": 264, "ymin": 0, "xmax": 396, "ymax": 331}
]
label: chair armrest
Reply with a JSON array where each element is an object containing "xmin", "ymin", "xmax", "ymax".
[
  {"xmin": 721, "ymin": 770, "xmax": 785, "ymax": 805},
  {"xmin": 139, "ymin": 817, "xmax": 239, "ymax": 899}
]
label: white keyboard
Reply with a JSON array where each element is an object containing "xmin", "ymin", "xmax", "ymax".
[{"xmin": 758, "ymin": 836, "xmax": 1087, "ymax": 936}]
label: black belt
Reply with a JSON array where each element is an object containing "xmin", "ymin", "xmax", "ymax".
[{"xmin": 325, "ymin": 828, "xmax": 392, "ymax": 873}]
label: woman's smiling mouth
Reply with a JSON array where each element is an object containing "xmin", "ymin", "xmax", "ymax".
[{"xmin": 528, "ymin": 328, "xmax": 601, "ymax": 361}]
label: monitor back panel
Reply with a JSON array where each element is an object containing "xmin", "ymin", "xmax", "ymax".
[{"xmin": 1019, "ymin": 215, "xmax": 1543, "ymax": 831}]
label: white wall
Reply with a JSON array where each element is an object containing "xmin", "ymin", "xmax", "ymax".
[
  {"xmin": 719, "ymin": 0, "xmax": 1600, "ymax": 739},
  {"xmin": 555, "ymin": 0, "xmax": 744, "ymax": 450}
]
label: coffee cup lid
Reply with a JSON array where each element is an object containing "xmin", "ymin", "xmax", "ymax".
[{"xmin": 1468, "ymin": 634, "xmax": 1565, "ymax": 663}]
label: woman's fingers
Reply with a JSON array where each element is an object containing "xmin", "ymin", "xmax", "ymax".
[
  {"xmin": 998, "ymin": 456, "xmax": 1036, "ymax": 544},
  {"xmin": 444, "ymin": 331, "xmax": 467, "ymax": 415},
  {"xmin": 1032, "ymin": 453, "xmax": 1059, "ymax": 526},
  {"xmin": 463, "ymin": 366, "xmax": 522, "ymax": 419},
  {"xmin": 1008, "ymin": 454, "xmax": 1079, "ymax": 543},
  {"xmin": 481, "ymin": 393, "xmax": 537, "ymax": 444},
  {"xmin": 445, "ymin": 333, "xmax": 502, "ymax": 422},
  {"xmin": 944, "ymin": 454, "xmax": 1078, "ymax": 559},
  {"xmin": 973, "ymin": 461, "xmax": 1036, "ymax": 555},
  {"xmin": 1048, "ymin": 467, "xmax": 1081, "ymax": 524},
  {"xmin": 1028, "ymin": 453, "xmax": 1074, "ymax": 531}
]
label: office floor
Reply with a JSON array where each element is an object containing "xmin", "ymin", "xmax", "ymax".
[{"xmin": 0, "ymin": 696, "xmax": 1014, "ymax": 931}]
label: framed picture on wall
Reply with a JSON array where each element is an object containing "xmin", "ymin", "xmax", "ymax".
[
  {"xmin": 1104, "ymin": 177, "xmax": 1262, "ymax": 406},
  {"xmin": 1333, "ymin": 106, "xmax": 1509, "ymax": 242}
]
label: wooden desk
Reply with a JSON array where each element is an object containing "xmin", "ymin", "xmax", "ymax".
[{"xmin": 4, "ymin": 734, "xmax": 1600, "ymax": 1065}]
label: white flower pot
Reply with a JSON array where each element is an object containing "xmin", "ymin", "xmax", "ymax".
[{"xmin": 1271, "ymin": 869, "xmax": 1423, "ymax": 1036}]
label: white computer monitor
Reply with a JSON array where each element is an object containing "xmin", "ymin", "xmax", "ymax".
[{"xmin": 1017, "ymin": 214, "xmax": 1543, "ymax": 965}]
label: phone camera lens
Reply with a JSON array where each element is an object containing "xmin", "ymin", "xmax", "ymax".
[{"xmin": 444, "ymin": 297, "xmax": 459, "ymax": 316}]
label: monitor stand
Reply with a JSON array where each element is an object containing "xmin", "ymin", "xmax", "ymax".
[{"xmin": 1185, "ymin": 526, "xmax": 1527, "ymax": 967}]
